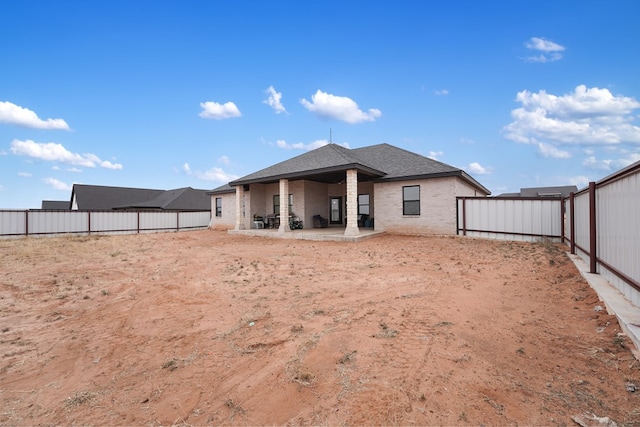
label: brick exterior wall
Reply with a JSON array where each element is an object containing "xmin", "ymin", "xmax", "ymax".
[
  {"xmin": 209, "ymin": 193, "xmax": 236, "ymax": 230},
  {"xmin": 373, "ymin": 176, "xmax": 480, "ymax": 235},
  {"xmin": 210, "ymin": 176, "xmax": 484, "ymax": 234}
]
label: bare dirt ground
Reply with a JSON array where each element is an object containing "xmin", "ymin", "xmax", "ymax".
[{"xmin": 1, "ymin": 230, "xmax": 639, "ymax": 426}]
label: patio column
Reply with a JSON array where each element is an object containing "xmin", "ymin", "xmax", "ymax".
[
  {"xmin": 278, "ymin": 178, "xmax": 291, "ymax": 233},
  {"xmin": 234, "ymin": 185, "xmax": 245, "ymax": 230},
  {"xmin": 344, "ymin": 169, "xmax": 360, "ymax": 236}
]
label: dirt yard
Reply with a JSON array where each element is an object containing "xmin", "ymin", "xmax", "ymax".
[{"xmin": 1, "ymin": 230, "xmax": 639, "ymax": 426}]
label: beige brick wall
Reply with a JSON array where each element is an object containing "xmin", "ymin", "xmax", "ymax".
[
  {"xmin": 209, "ymin": 193, "xmax": 236, "ymax": 230},
  {"xmin": 373, "ymin": 177, "xmax": 478, "ymax": 235}
]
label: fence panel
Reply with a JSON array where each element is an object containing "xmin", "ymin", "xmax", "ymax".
[
  {"xmin": 573, "ymin": 191, "xmax": 590, "ymax": 258},
  {"xmin": 595, "ymin": 171, "xmax": 640, "ymax": 306},
  {"xmin": 27, "ymin": 210, "xmax": 88, "ymax": 235},
  {"xmin": 178, "ymin": 211, "xmax": 212, "ymax": 230},
  {"xmin": 457, "ymin": 197, "xmax": 563, "ymax": 242},
  {"xmin": 90, "ymin": 211, "xmax": 139, "ymax": 234},
  {"xmin": 0, "ymin": 210, "xmax": 27, "ymax": 237},
  {"xmin": 139, "ymin": 211, "xmax": 177, "ymax": 233}
]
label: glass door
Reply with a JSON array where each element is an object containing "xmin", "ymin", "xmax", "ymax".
[{"xmin": 330, "ymin": 196, "xmax": 342, "ymax": 225}]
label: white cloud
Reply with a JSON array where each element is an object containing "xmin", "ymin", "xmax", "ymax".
[
  {"xmin": 583, "ymin": 152, "xmax": 640, "ymax": 171},
  {"xmin": 276, "ymin": 139, "xmax": 329, "ymax": 151},
  {"xmin": 43, "ymin": 177, "xmax": 72, "ymax": 191},
  {"xmin": 199, "ymin": 101, "xmax": 241, "ymax": 120},
  {"xmin": 434, "ymin": 89, "xmax": 449, "ymax": 96},
  {"xmin": 275, "ymin": 139, "xmax": 350, "ymax": 151},
  {"xmin": 300, "ymin": 90, "xmax": 382, "ymax": 124},
  {"xmin": 218, "ymin": 155, "xmax": 230, "ymax": 165},
  {"xmin": 537, "ymin": 142, "xmax": 570, "ymax": 158},
  {"xmin": 183, "ymin": 162, "xmax": 192, "ymax": 175},
  {"xmin": 67, "ymin": 167, "xmax": 82, "ymax": 173},
  {"xmin": 0, "ymin": 101, "xmax": 70, "ymax": 130},
  {"xmin": 427, "ymin": 150, "xmax": 443, "ymax": 160},
  {"xmin": 466, "ymin": 162, "xmax": 492, "ymax": 175},
  {"xmin": 569, "ymin": 175, "xmax": 590, "ymax": 188},
  {"xmin": 524, "ymin": 37, "xmax": 565, "ymax": 62},
  {"xmin": 503, "ymin": 85, "xmax": 640, "ymax": 149},
  {"xmin": 18, "ymin": 172, "xmax": 32, "ymax": 177},
  {"xmin": 263, "ymin": 86, "xmax": 286, "ymax": 114},
  {"xmin": 10, "ymin": 139, "xmax": 123, "ymax": 169},
  {"xmin": 196, "ymin": 167, "xmax": 239, "ymax": 182}
]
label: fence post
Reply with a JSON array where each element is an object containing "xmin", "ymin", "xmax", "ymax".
[
  {"xmin": 569, "ymin": 193, "xmax": 575, "ymax": 255},
  {"xmin": 137, "ymin": 211, "xmax": 140, "ymax": 234},
  {"xmin": 461, "ymin": 198, "xmax": 467, "ymax": 236},
  {"xmin": 25, "ymin": 210, "xmax": 29, "ymax": 237},
  {"xmin": 176, "ymin": 211, "xmax": 180, "ymax": 232},
  {"xmin": 589, "ymin": 182, "xmax": 597, "ymax": 274},
  {"xmin": 560, "ymin": 198, "xmax": 565, "ymax": 244},
  {"xmin": 88, "ymin": 211, "xmax": 91, "ymax": 235}
]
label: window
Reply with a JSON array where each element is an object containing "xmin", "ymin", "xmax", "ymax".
[
  {"xmin": 273, "ymin": 194, "xmax": 293, "ymax": 214},
  {"xmin": 403, "ymin": 185, "xmax": 420, "ymax": 215},
  {"xmin": 358, "ymin": 194, "xmax": 370, "ymax": 215},
  {"xmin": 215, "ymin": 197, "xmax": 222, "ymax": 217}
]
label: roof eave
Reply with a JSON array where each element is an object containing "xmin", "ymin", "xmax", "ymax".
[{"xmin": 376, "ymin": 170, "xmax": 491, "ymax": 195}]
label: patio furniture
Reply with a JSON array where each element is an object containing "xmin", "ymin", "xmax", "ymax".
[{"xmin": 313, "ymin": 215, "xmax": 328, "ymax": 228}]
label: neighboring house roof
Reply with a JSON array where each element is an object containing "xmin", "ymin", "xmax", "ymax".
[
  {"xmin": 497, "ymin": 185, "xmax": 578, "ymax": 198},
  {"xmin": 230, "ymin": 143, "xmax": 491, "ymax": 195},
  {"xmin": 115, "ymin": 187, "xmax": 211, "ymax": 210},
  {"xmin": 41, "ymin": 200, "xmax": 70, "ymax": 210},
  {"xmin": 70, "ymin": 184, "xmax": 211, "ymax": 210}
]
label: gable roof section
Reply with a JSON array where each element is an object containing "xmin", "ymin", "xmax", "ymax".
[
  {"xmin": 230, "ymin": 144, "xmax": 386, "ymax": 185},
  {"xmin": 71, "ymin": 184, "xmax": 210, "ymax": 210},
  {"xmin": 230, "ymin": 143, "xmax": 490, "ymax": 195},
  {"xmin": 115, "ymin": 187, "xmax": 211, "ymax": 210},
  {"xmin": 72, "ymin": 184, "xmax": 164, "ymax": 210}
]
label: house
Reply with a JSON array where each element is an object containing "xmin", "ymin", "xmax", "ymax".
[
  {"xmin": 70, "ymin": 184, "xmax": 211, "ymax": 211},
  {"xmin": 496, "ymin": 185, "xmax": 578, "ymax": 198},
  {"xmin": 208, "ymin": 143, "xmax": 490, "ymax": 236}
]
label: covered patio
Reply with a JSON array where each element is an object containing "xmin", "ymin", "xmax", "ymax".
[{"xmin": 228, "ymin": 226, "xmax": 384, "ymax": 242}]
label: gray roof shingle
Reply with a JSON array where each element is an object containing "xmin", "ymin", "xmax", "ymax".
[
  {"xmin": 71, "ymin": 184, "xmax": 210, "ymax": 210},
  {"xmin": 230, "ymin": 143, "xmax": 490, "ymax": 194}
]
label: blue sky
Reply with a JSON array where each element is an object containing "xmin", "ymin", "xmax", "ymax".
[{"xmin": 1, "ymin": 1, "xmax": 639, "ymax": 208}]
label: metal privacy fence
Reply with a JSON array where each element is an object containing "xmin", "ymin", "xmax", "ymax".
[
  {"xmin": 456, "ymin": 197, "xmax": 564, "ymax": 242},
  {"xmin": 565, "ymin": 162, "xmax": 640, "ymax": 307},
  {"xmin": 0, "ymin": 210, "xmax": 211, "ymax": 238},
  {"xmin": 456, "ymin": 160, "xmax": 640, "ymax": 308}
]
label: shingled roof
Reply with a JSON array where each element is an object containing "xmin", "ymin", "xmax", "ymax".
[
  {"xmin": 229, "ymin": 143, "xmax": 490, "ymax": 194},
  {"xmin": 71, "ymin": 184, "xmax": 210, "ymax": 211}
]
